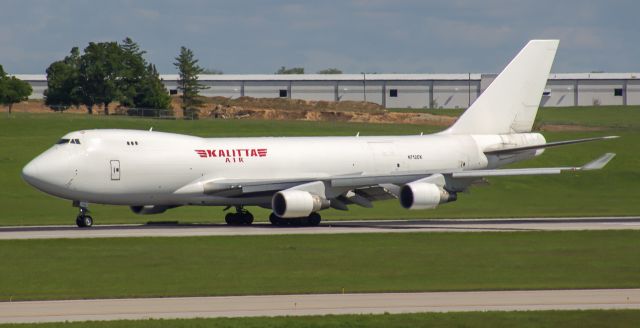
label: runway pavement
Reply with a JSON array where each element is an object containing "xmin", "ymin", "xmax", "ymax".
[
  {"xmin": 1, "ymin": 289, "xmax": 639, "ymax": 323},
  {"xmin": 0, "ymin": 216, "xmax": 639, "ymax": 240}
]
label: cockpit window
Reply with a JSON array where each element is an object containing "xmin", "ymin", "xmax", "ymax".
[{"xmin": 56, "ymin": 138, "xmax": 81, "ymax": 145}]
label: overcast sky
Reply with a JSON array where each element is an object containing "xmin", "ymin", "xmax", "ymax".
[{"xmin": 1, "ymin": 0, "xmax": 637, "ymax": 74}]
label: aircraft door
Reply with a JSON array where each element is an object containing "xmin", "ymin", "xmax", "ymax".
[{"xmin": 110, "ymin": 160, "xmax": 120, "ymax": 181}]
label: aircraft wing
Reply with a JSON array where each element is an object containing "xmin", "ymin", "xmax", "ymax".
[
  {"xmin": 191, "ymin": 173, "xmax": 426, "ymax": 197},
  {"xmin": 175, "ymin": 153, "xmax": 614, "ymax": 198},
  {"xmin": 452, "ymin": 153, "xmax": 615, "ymax": 178},
  {"xmin": 484, "ymin": 136, "xmax": 618, "ymax": 155}
]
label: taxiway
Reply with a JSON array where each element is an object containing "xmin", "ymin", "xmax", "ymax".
[{"xmin": 0, "ymin": 289, "xmax": 638, "ymax": 323}]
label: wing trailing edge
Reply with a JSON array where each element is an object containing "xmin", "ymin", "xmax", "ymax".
[
  {"xmin": 484, "ymin": 136, "xmax": 619, "ymax": 155},
  {"xmin": 452, "ymin": 153, "xmax": 615, "ymax": 178}
]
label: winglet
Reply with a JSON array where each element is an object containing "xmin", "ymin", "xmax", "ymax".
[{"xmin": 581, "ymin": 153, "xmax": 616, "ymax": 171}]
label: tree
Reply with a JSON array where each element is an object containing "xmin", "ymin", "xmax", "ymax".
[
  {"xmin": 133, "ymin": 64, "xmax": 171, "ymax": 112},
  {"xmin": 174, "ymin": 46, "xmax": 207, "ymax": 118},
  {"xmin": 317, "ymin": 68, "xmax": 342, "ymax": 74},
  {"xmin": 119, "ymin": 37, "xmax": 171, "ymax": 114},
  {"xmin": 77, "ymin": 42, "xmax": 123, "ymax": 115},
  {"xmin": 44, "ymin": 47, "xmax": 81, "ymax": 112},
  {"xmin": 118, "ymin": 37, "xmax": 147, "ymax": 108},
  {"xmin": 45, "ymin": 39, "xmax": 171, "ymax": 115},
  {"xmin": 276, "ymin": 66, "xmax": 304, "ymax": 74},
  {"xmin": 0, "ymin": 65, "xmax": 32, "ymax": 114}
]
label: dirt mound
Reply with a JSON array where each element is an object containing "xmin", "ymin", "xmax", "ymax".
[
  {"xmin": 9, "ymin": 96, "xmax": 454, "ymax": 126},
  {"xmin": 164, "ymin": 96, "xmax": 454, "ymax": 125},
  {"xmin": 204, "ymin": 96, "xmax": 384, "ymax": 112}
]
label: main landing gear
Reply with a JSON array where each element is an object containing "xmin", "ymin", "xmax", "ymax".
[
  {"xmin": 75, "ymin": 206, "xmax": 93, "ymax": 228},
  {"xmin": 269, "ymin": 212, "xmax": 321, "ymax": 227},
  {"xmin": 225, "ymin": 206, "xmax": 254, "ymax": 226}
]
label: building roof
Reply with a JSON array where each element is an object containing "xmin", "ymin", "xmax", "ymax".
[{"xmin": 11, "ymin": 72, "xmax": 640, "ymax": 82}]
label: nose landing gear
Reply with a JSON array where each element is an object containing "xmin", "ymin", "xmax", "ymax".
[
  {"xmin": 75, "ymin": 206, "xmax": 93, "ymax": 228},
  {"xmin": 224, "ymin": 206, "xmax": 254, "ymax": 226}
]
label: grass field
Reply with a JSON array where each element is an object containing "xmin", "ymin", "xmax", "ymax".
[
  {"xmin": 0, "ymin": 110, "xmax": 638, "ymax": 226},
  {"xmin": 2, "ymin": 310, "xmax": 640, "ymax": 328},
  {"xmin": 0, "ymin": 231, "xmax": 638, "ymax": 301},
  {"xmin": 390, "ymin": 105, "xmax": 640, "ymax": 130}
]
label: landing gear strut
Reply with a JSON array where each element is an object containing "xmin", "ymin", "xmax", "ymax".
[
  {"xmin": 75, "ymin": 206, "xmax": 93, "ymax": 228},
  {"xmin": 224, "ymin": 206, "xmax": 254, "ymax": 226},
  {"xmin": 269, "ymin": 212, "xmax": 321, "ymax": 227}
]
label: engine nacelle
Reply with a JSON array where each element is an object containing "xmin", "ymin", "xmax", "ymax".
[
  {"xmin": 130, "ymin": 205, "xmax": 171, "ymax": 215},
  {"xmin": 272, "ymin": 190, "xmax": 330, "ymax": 218},
  {"xmin": 399, "ymin": 182, "xmax": 456, "ymax": 210}
]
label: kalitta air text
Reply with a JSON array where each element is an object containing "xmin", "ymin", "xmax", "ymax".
[{"xmin": 195, "ymin": 148, "xmax": 268, "ymax": 163}]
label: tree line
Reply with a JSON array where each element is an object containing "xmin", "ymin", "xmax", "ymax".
[
  {"xmin": 2, "ymin": 38, "xmax": 345, "ymax": 116},
  {"xmin": 44, "ymin": 38, "xmax": 172, "ymax": 115}
]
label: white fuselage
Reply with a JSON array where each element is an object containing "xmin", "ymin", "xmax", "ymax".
[{"xmin": 22, "ymin": 129, "xmax": 545, "ymax": 207}]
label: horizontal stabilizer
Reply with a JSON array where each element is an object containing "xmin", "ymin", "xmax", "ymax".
[
  {"xmin": 452, "ymin": 153, "xmax": 615, "ymax": 178},
  {"xmin": 484, "ymin": 136, "xmax": 619, "ymax": 155}
]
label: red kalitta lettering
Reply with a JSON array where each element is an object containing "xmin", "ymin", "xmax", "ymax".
[{"xmin": 194, "ymin": 148, "xmax": 268, "ymax": 163}]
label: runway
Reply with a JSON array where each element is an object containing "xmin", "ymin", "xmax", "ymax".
[
  {"xmin": 0, "ymin": 216, "xmax": 639, "ymax": 240},
  {"xmin": 1, "ymin": 289, "xmax": 638, "ymax": 323}
]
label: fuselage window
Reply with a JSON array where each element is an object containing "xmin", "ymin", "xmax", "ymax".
[{"xmin": 56, "ymin": 139, "xmax": 70, "ymax": 145}]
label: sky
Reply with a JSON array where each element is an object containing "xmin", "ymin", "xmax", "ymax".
[{"xmin": 0, "ymin": 0, "xmax": 637, "ymax": 74}]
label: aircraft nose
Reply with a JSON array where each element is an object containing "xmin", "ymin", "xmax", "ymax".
[
  {"xmin": 22, "ymin": 154, "xmax": 74, "ymax": 192},
  {"xmin": 21, "ymin": 159, "xmax": 42, "ymax": 187}
]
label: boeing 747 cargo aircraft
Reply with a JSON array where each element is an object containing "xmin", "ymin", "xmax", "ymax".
[{"xmin": 22, "ymin": 40, "xmax": 616, "ymax": 227}]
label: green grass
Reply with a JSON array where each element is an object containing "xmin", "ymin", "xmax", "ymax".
[
  {"xmin": 388, "ymin": 105, "xmax": 640, "ymax": 129},
  {"xmin": 1, "ymin": 111, "xmax": 638, "ymax": 226},
  {"xmin": 537, "ymin": 106, "xmax": 640, "ymax": 129},
  {"xmin": 3, "ymin": 310, "xmax": 640, "ymax": 327},
  {"xmin": 0, "ymin": 231, "xmax": 639, "ymax": 301}
]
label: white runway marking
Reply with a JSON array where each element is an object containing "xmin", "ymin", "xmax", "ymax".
[
  {"xmin": 0, "ymin": 289, "xmax": 638, "ymax": 323},
  {"xmin": 0, "ymin": 217, "xmax": 639, "ymax": 240}
]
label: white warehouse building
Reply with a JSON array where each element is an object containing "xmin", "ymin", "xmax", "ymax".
[{"xmin": 15, "ymin": 73, "xmax": 640, "ymax": 109}]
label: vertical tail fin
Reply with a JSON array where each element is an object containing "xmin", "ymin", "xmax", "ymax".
[{"xmin": 444, "ymin": 40, "xmax": 559, "ymax": 135}]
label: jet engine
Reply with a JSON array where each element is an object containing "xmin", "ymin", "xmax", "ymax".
[
  {"xmin": 272, "ymin": 190, "xmax": 330, "ymax": 218},
  {"xmin": 130, "ymin": 205, "xmax": 172, "ymax": 215},
  {"xmin": 399, "ymin": 182, "xmax": 456, "ymax": 210}
]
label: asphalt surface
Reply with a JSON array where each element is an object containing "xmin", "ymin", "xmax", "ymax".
[
  {"xmin": 1, "ymin": 289, "xmax": 638, "ymax": 323},
  {"xmin": 0, "ymin": 217, "xmax": 639, "ymax": 240}
]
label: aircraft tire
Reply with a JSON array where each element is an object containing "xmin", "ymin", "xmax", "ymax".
[
  {"xmin": 307, "ymin": 213, "xmax": 321, "ymax": 226},
  {"xmin": 225, "ymin": 213, "xmax": 235, "ymax": 225},
  {"xmin": 242, "ymin": 212, "xmax": 254, "ymax": 225},
  {"xmin": 269, "ymin": 213, "xmax": 286, "ymax": 226},
  {"xmin": 226, "ymin": 213, "xmax": 241, "ymax": 226},
  {"xmin": 83, "ymin": 215, "xmax": 93, "ymax": 228},
  {"xmin": 76, "ymin": 215, "xmax": 85, "ymax": 228}
]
